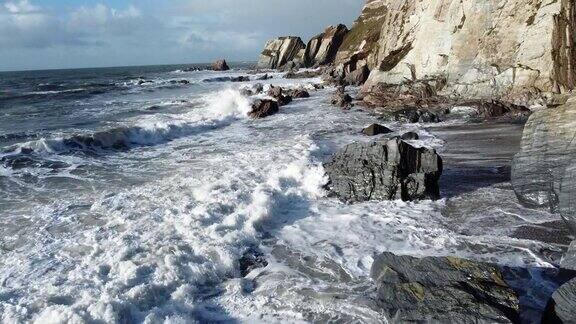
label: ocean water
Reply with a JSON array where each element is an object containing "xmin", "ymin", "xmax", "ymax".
[{"xmin": 0, "ymin": 64, "xmax": 566, "ymax": 323}]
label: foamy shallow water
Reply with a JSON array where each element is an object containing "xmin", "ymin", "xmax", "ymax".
[{"xmin": 0, "ymin": 66, "xmax": 565, "ymax": 323}]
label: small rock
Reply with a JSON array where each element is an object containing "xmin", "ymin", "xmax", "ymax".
[
  {"xmin": 394, "ymin": 108, "xmax": 441, "ymax": 123},
  {"xmin": 212, "ymin": 59, "xmax": 230, "ymax": 71},
  {"xmin": 256, "ymin": 74, "xmax": 271, "ymax": 80},
  {"xmin": 249, "ymin": 99, "xmax": 279, "ymax": 119},
  {"xmin": 401, "ymin": 132, "xmax": 420, "ymax": 140},
  {"xmin": 267, "ymin": 85, "xmax": 283, "ymax": 98},
  {"xmin": 239, "ymin": 248, "xmax": 268, "ymax": 277},
  {"xmin": 331, "ymin": 88, "xmax": 353, "ymax": 109},
  {"xmin": 362, "ymin": 124, "xmax": 393, "ymax": 136},
  {"xmin": 231, "ymin": 76, "xmax": 250, "ymax": 82}
]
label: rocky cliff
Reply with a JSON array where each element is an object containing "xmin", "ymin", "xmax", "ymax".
[
  {"xmin": 257, "ymin": 37, "xmax": 305, "ymax": 69},
  {"xmin": 356, "ymin": 0, "xmax": 576, "ymax": 104}
]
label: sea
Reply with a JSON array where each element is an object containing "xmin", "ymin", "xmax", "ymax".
[{"xmin": 0, "ymin": 63, "xmax": 566, "ymax": 323}]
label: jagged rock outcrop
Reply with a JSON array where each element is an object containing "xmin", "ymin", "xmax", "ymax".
[
  {"xmin": 349, "ymin": 0, "xmax": 576, "ymax": 105},
  {"xmin": 371, "ymin": 252, "xmax": 521, "ymax": 323},
  {"xmin": 212, "ymin": 59, "xmax": 230, "ymax": 71},
  {"xmin": 324, "ymin": 138, "xmax": 442, "ymax": 202},
  {"xmin": 304, "ymin": 24, "xmax": 348, "ymax": 67},
  {"xmin": 249, "ymin": 99, "xmax": 279, "ymax": 119},
  {"xmin": 512, "ymin": 96, "xmax": 576, "ymax": 232},
  {"xmin": 257, "ymin": 37, "xmax": 306, "ymax": 69}
]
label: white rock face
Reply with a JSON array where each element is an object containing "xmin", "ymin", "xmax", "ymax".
[
  {"xmin": 257, "ymin": 37, "xmax": 306, "ymax": 69},
  {"xmin": 355, "ymin": 0, "xmax": 575, "ymax": 104}
]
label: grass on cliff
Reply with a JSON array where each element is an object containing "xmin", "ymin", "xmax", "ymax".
[{"xmin": 340, "ymin": 6, "xmax": 388, "ymax": 53}]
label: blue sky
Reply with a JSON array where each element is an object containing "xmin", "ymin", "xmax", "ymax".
[{"xmin": 0, "ymin": 0, "xmax": 363, "ymax": 71}]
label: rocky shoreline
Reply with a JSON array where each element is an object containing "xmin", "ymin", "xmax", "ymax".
[{"xmin": 203, "ymin": 0, "xmax": 576, "ymax": 322}]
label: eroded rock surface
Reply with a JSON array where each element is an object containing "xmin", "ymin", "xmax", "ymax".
[
  {"xmin": 512, "ymin": 96, "xmax": 576, "ymax": 232},
  {"xmin": 324, "ymin": 138, "xmax": 442, "ymax": 202},
  {"xmin": 257, "ymin": 37, "xmax": 306, "ymax": 69},
  {"xmin": 249, "ymin": 99, "xmax": 279, "ymax": 119},
  {"xmin": 371, "ymin": 252, "xmax": 521, "ymax": 323},
  {"xmin": 305, "ymin": 24, "xmax": 348, "ymax": 67}
]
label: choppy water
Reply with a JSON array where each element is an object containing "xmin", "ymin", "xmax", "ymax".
[{"xmin": 0, "ymin": 64, "xmax": 567, "ymax": 323}]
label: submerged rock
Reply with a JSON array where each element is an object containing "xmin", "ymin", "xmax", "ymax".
[
  {"xmin": 401, "ymin": 132, "xmax": 419, "ymax": 140},
  {"xmin": 249, "ymin": 99, "xmax": 279, "ymax": 119},
  {"xmin": 257, "ymin": 37, "xmax": 306, "ymax": 69},
  {"xmin": 324, "ymin": 138, "xmax": 442, "ymax": 202},
  {"xmin": 212, "ymin": 59, "xmax": 230, "ymax": 71},
  {"xmin": 362, "ymin": 124, "xmax": 392, "ymax": 136},
  {"xmin": 370, "ymin": 252, "xmax": 521, "ymax": 323},
  {"xmin": 330, "ymin": 87, "xmax": 353, "ymax": 109},
  {"xmin": 239, "ymin": 248, "xmax": 268, "ymax": 277}
]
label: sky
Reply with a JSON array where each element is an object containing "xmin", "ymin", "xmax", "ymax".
[{"xmin": 0, "ymin": 0, "xmax": 363, "ymax": 71}]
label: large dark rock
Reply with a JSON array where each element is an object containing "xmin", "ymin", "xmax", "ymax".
[
  {"xmin": 249, "ymin": 99, "xmax": 279, "ymax": 119},
  {"xmin": 371, "ymin": 252, "xmax": 521, "ymax": 323},
  {"xmin": 267, "ymin": 86, "xmax": 293, "ymax": 106},
  {"xmin": 362, "ymin": 124, "xmax": 393, "ymax": 136},
  {"xmin": 324, "ymin": 138, "xmax": 442, "ymax": 202},
  {"xmin": 344, "ymin": 64, "xmax": 370, "ymax": 86},
  {"xmin": 239, "ymin": 248, "xmax": 268, "ymax": 277},
  {"xmin": 212, "ymin": 59, "xmax": 230, "ymax": 71},
  {"xmin": 304, "ymin": 24, "xmax": 348, "ymax": 67},
  {"xmin": 543, "ymin": 278, "xmax": 576, "ymax": 323},
  {"xmin": 512, "ymin": 97, "xmax": 576, "ymax": 232},
  {"xmin": 401, "ymin": 132, "xmax": 420, "ymax": 140}
]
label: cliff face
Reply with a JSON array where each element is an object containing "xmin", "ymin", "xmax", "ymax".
[
  {"xmin": 257, "ymin": 37, "xmax": 305, "ymax": 69},
  {"xmin": 354, "ymin": 0, "xmax": 576, "ymax": 104}
]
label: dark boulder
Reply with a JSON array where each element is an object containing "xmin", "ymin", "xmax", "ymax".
[
  {"xmin": 239, "ymin": 248, "xmax": 268, "ymax": 277},
  {"xmin": 267, "ymin": 85, "xmax": 292, "ymax": 106},
  {"xmin": 401, "ymin": 132, "xmax": 420, "ymax": 140},
  {"xmin": 256, "ymin": 74, "xmax": 272, "ymax": 80},
  {"xmin": 249, "ymin": 99, "xmax": 279, "ymax": 119},
  {"xmin": 324, "ymin": 138, "xmax": 442, "ymax": 202},
  {"xmin": 240, "ymin": 88, "xmax": 253, "ymax": 96},
  {"xmin": 362, "ymin": 124, "xmax": 393, "ymax": 136},
  {"xmin": 371, "ymin": 252, "xmax": 521, "ymax": 323},
  {"xmin": 330, "ymin": 87, "xmax": 353, "ymax": 109},
  {"xmin": 230, "ymin": 76, "xmax": 250, "ymax": 82},
  {"xmin": 394, "ymin": 108, "xmax": 441, "ymax": 123},
  {"xmin": 212, "ymin": 59, "xmax": 230, "ymax": 71},
  {"xmin": 285, "ymin": 89, "xmax": 310, "ymax": 99}
]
